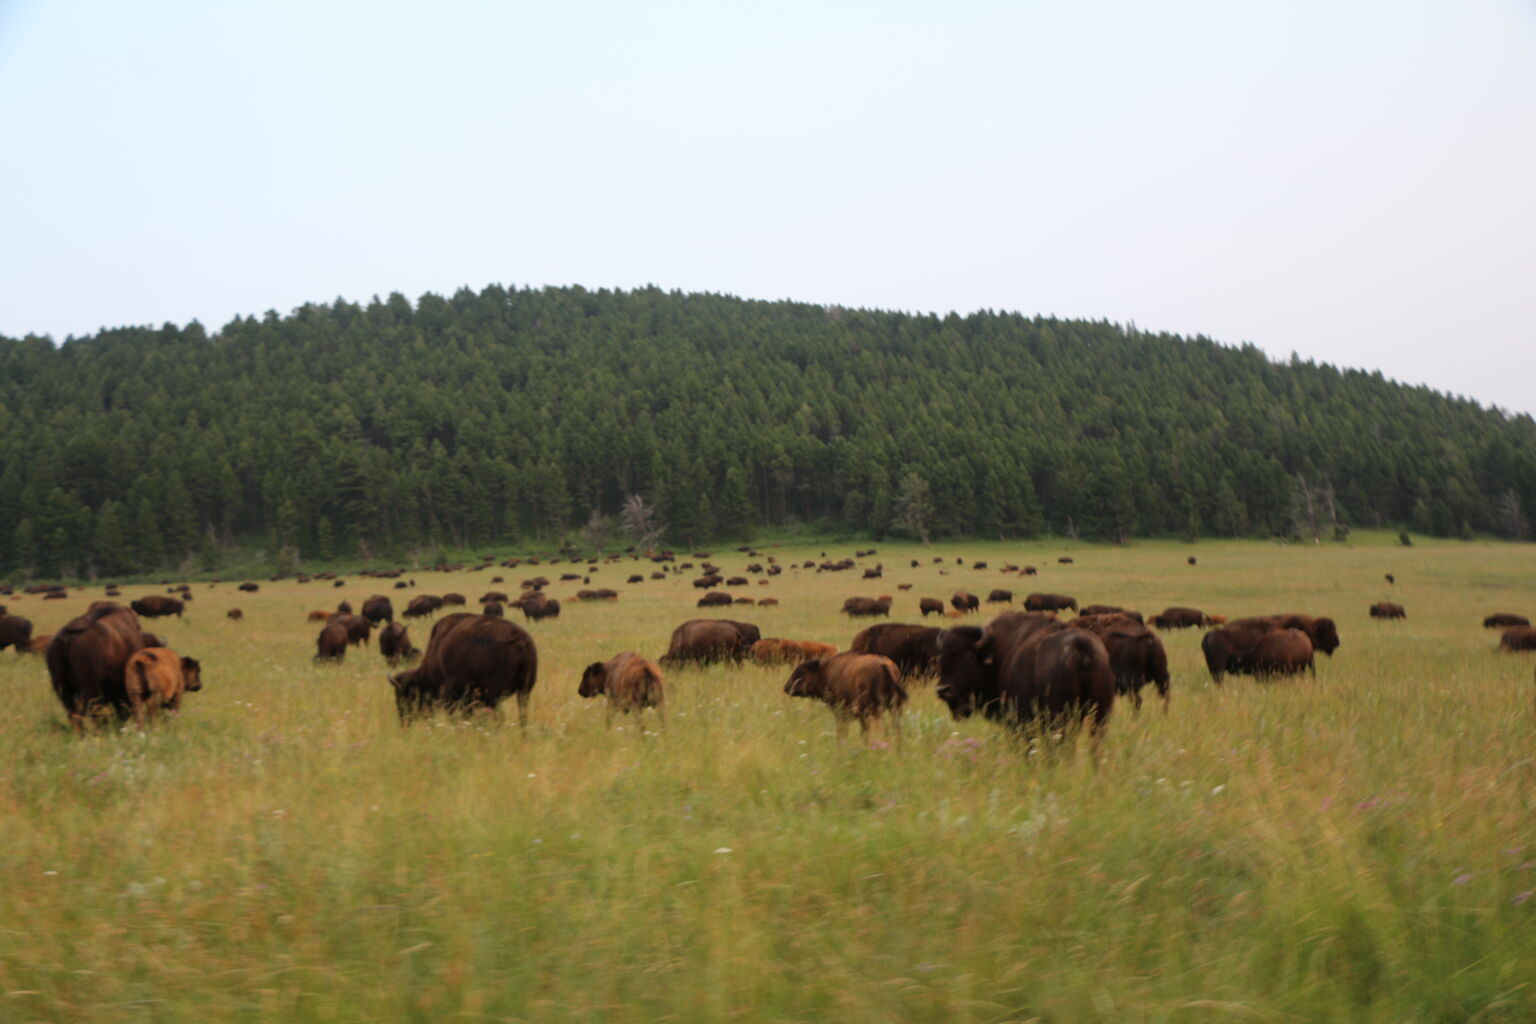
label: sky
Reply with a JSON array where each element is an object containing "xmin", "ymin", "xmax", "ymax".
[{"xmin": 2, "ymin": 0, "xmax": 1533, "ymax": 414}]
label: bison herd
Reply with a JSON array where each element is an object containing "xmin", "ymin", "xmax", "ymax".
[{"xmin": 5, "ymin": 552, "xmax": 1534, "ymax": 749}]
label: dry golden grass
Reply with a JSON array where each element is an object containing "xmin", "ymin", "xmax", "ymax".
[{"xmin": 0, "ymin": 532, "xmax": 1532, "ymax": 1022}]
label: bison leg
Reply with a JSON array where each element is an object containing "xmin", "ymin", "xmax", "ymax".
[{"xmin": 515, "ymin": 691, "xmax": 530, "ymax": 732}]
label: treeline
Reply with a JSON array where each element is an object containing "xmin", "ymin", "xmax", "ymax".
[{"xmin": 2, "ymin": 285, "xmax": 1533, "ymax": 578}]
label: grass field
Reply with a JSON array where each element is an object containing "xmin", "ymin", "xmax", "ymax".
[{"xmin": 2, "ymin": 532, "xmax": 1533, "ymax": 1023}]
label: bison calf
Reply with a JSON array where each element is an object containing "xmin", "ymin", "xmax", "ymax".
[
  {"xmin": 123, "ymin": 647, "xmax": 203, "ymax": 727},
  {"xmin": 784, "ymin": 652, "xmax": 906, "ymax": 744},
  {"xmin": 578, "ymin": 653, "xmax": 665, "ymax": 730}
]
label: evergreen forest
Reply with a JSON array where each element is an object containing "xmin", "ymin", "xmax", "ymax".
[{"xmin": 2, "ymin": 284, "xmax": 1533, "ymax": 578}]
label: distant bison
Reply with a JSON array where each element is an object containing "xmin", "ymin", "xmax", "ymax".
[
  {"xmin": 238, "ymin": 582, "xmax": 259, "ymax": 593},
  {"xmin": 130, "ymin": 596, "xmax": 184, "ymax": 619},
  {"xmin": 950, "ymin": 592, "xmax": 980, "ymax": 613},
  {"xmin": 1151, "ymin": 607, "xmax": 1211, "ymax": 630},
  {"xmin": 784, "ymin": 652, "xmax": 906, "ymax": 743},
  {"xmin": 1500, "ymin": 626, "xmax": 1536, "ymax": 652},
  {"xmin": 578, "ymin": 652, "xmax": 665, "ymax": 728},
  {"xmin": 388, "ymin": 613, "xmax": 538, "ymax": 726},
  {"xmin": 697, "ymin": 591, "xmax": 734, "ymax": 608},
  {"xmin": 1024, "ymin": 593, "xmax": 1077, "ymax": 613},
  {"xmin": 122, "ymin": 647, "xmax": 203, "ymax": 727},
  {"xmin": 660, "ymin": 619, "xmax": 759, "ymax": 667},
  {"xmin": 226, "ymin": 608, "xmax": 243, "ymax": 621},
  {"xmin": 842, "ymin": 596, "xmax": 892, "ymax": 618},
  {"xmin": 404, "ymin": 595, "xmax": 443, "ymax": 619},
  {"xmin": 1484, "ymin": 613, "xmax": 1530, "ymax": 630},
  {"xmin": 1369, "ymin": 602, "xmax": 1406, "ymax": 620},
  {"xmin": 521, "ymin": 594, "xmax": 561, "ymax": 621},
  {"xmin": 919, "ymin": 598, "xmax": 945, "ymax": 617},
  {"xmin": 986, "ymin": 590, "xmax": 1013, "ymax": 604}
]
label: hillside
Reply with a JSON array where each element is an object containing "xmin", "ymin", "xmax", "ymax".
[{"xmin": 2, "ymin": 285, "xmax": 1533, "ymax": 577}]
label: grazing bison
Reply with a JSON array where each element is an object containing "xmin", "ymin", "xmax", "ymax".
[
  {"xmin": 1024, "ymin": 593, "xmax": 1077, "ymax": 613},
  {"xmin": 1484, "ymin": 613, "xmax": 1530, "ymax": 630},
  {"xmin": 238, "ymin": 582, "xmax": 259, "ymax": 593},
  {"xmin": 441, "ymin": 593, "xmax": 467, "ymax": 606},
  {"xmin": 842, "ymin": 596, "xmax": 892, "ymax": 618},
  {"xmin": 1250, "ymin": 629, "xmax": 1315, "ymax": 678},
  {"xmin": 482, "ymin": 601, "xmax": 505, "ymax": 618},
  {"xmin": 783, "ymin": 652, "xmax": 906, "ymax": 743},
  {"xmin": 1023, "ymin": 566, "xmax": 1038, "ymax": 576},
  {"xmin": 1073, "ymin": 614, "xmax": 1169, "ymax": 712},
  {"xmin": 1057, "ymin": 557, "xmax": 1074, "ymax": 564},
  {"xmin": 578, "ymin": 653, "xmax": 666, "ymax": 728},
  {"xmin": 480, "ymin": 591, "xmax": 509, "ymax": 604},
  {"xmin": 361, "ymin": 595, "xmax": 394, "ymax": 623},
  {"xmin": 919, "ymin": 597, "xmax": 945, "ymax": 617},
  {"xmin": 987, "ymin": 590, "xmax": 1014, "ymax": 604},
  {"xmin": 226, "ymin": 608, "xmax": 243, "ymax": 621},
  {"xmin": 328, "ymin": 613, "xmax": 374, "ymax": 647},
  {"xmin": 660, "ymin": 619, "xmax": 758, "ymax": 667},
  {"xmin": 848, "ymin": 623, "xmax": 942, "ymax": 681},
  {"xmin": 315, "ymin": 622, "xmax": 349, "ymax": 661},
  {"xmin": 122, "ymin": 647, "xmax": 203, "ymax": 727},
  {"xmin": 1079, "ymin": 604, "xmax": 1140, "ymax": 621},
  {"xmin": 46, "ymin": 602, "xmax": 147, "ymax": 731},
  {"xmin": 750, "ymin": 638, "xmax": 807, "ymax": 665},
  {"xmin": 1384, "ymin": 573, "xmax": 1395, "ymax": 585},
  {"xmin": 1151, "ymin": 607, "xmax": 1210, "ymax": 630},
  {"xmin": 521, "ymin": 594, "xmax": 561, "ymax": 621},
  {"xmin": 951, "ymin": 592, "xmax": 980, "ymax": 613},
  {"xmin": 1369, "ymin": 602, "xmax": 1406, "ymax": 620},
  {"xmin": 388, "ymin": 613, "xmax": 539, "ymax": 726},
  {"xmin": 378, "ymin": 621, "xmax": 419, "ymax": 665},
  {"xmin": 627, "ymin": 574, "xmax": 644, "ymax": 584},
  {"xmin": 1500, "ymin": 626, "xmax": 1536, "ymax": 652},
  {"xmin": 697, "ymin": 591, "xmax": 734, "ymax": 608},
  {"xmin": 130, "ymin": 595, "xmax": 184, "ymax": 619},
  {"xmin": 306, "ymin": 609, "xmax": 332, "ymax": 622},
  {"xmin": 576, "ymin": 588, "xmax": 619, "ymax": 601},
  {"xmin": 404, "ymin": 595, "xmax": 443, "ymax": 619},
  {"xmin": 0, "ymin": 613, "xmax": 34, "ymax": 653},
  {"xmin": 936, "ymin": 620, "xmax": 1113, "ymax": 736}
]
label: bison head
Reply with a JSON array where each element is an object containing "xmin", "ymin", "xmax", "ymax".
[
  {"xmin": 935, "ymin": 627, "xmax": 987, "ymax": 719},
  {"xmin": 179, "ymin": 656, "xmax": 203, "ymax": 692},
  {"xmin": 577, "ymin": 662, "xmax": 607, "ymax": 698},
  {"xmin": 1314, "ymin": 617, "xmax": 1340, "ymax": 655},
  {"xmin": 388, "ymin": 669, "xmax": 434, "ymax": 723},
  {"xmin": 783, "ymin": 660, "xmax": 825, "ymax": 699}
]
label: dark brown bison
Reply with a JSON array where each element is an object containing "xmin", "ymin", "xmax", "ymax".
[
  {"xmin": 336, "ymin": 600, "xmax": 354, "ymax": 614},
  {"xmin": 315, "ymin": 622, "xmax": 349, "ymax": 661},
  {"xmin": 238, "ymin": 582, "xmax": 259, "ymax": 592},
  {"xmin": 46, "ymin": 602, "xmax": 147, "ymax": 731},
  {"xmin": 693, "ymin": 575, "xmax": 723, "ymax": 589},
  {"xmin": 122, "ymin": 647, "xmax": 203, "ymax": 727},
  {"xmin": 388, "ymin": 613, "xmax": 539, "ymax": 726},
  {"xmin": 1151, "ymin": 607, "xmax": 1210, "ymax": 629},
  {"xmin": 842, "ymin": 596, "xmax": 892, "ymax": 618},
  {"xmin": 1079, "ymin": 604, "xmax": 1141, "ymax": 622},
  {"xmin": 404, "ymin": 595, "xmax": 443, "ymax": 619},
  {"xmin": 578, "ymin": 653, "xmax": 665, "ymax": 728},
  {"xmin": 226, "ymin": 608, "xmax": 243, "ymax": 621},
  {"xmin": 936, "ymin": 620, "xmax": 1113, "ymax": 736},
  {"xmin": 987, "ymin": 590, "xmax": 1014, "ymax": 604},
  {"xmin": 378, "ymin": 621, "xmax": 419, "ymax": 666},
  {"xmin": 784, "ymin": 652, "xmax": 906, "ymax": 743},
  {"xmin": 1200, "ymin": 621, "xmax": 1275, "ymax": 683},
  {"xmin": 919, "ymin": 598, "xmax": 945, "ymax": 617},
  {"xmin": 361, "ymin": 595, "xmax": 394, "ymax": 623},
  {"xmin": 1073, "ymin": 614, "xmax": 1169, "ymax": 712},
  {"xmin": 576, "ymin": 588, "xmax": 619, "ymax": 601},
  {"xmin": 328, "ymin": 613, "xmax": 374, "ymax": 647},
  {"xmin": 1384, "ymin": 573, "xmax": 1394, "ymax": 584},
  {"xmin": 0, "ymin": 613, "xmax": 34, "ymax": 653},
  {"xmin": 1250, "ymin": 629, "xmax": 1315, "ymax": 678},
  {"xmin": 862, "ymin": 565, "xmax": 883, "ymax": 579},
  {"xmin": 660, "ymin": 619, "xmax": 758, "ymax": 667},
  {"xmin": 480, "ymin": 591, "xmax": 510, "ymax": 604},
  {"xmin": 951, "ymin": 592, "xmax": 980, "ymax": 613},
  {"xmin": 697, "ymin": 591, "xmax": 734, "ymax": 608},
  {"xmin": 848, "ymin": 623, "xmax": 941, "ymax": 681},
  {"xmin": 130, "ymin": 595, "xmax": 184, "ymax": 619},
  {"xmin": 482, "ymin": 601, "xmax": 505, "ymax": 618},
  {"xmin": 521, "ymin": 594, "xmax": 561, "ymax": 621},
  {"xmin": 1024, "ymin": 593, "xmax": 1077, "ymax": 613},
  {"xmin": 1484, "ymin": 613, "xmax": 1530, "ymax": 629},
  {"xmin": 1501, "ymin": 626, "xmax": 1536, "ymax": 652},
  {"xmin": 1267, "ymin": 614, "xmax": 1340, "ymax": 656},
  {"xmin": 1369, "ymin": 602, "xmax": 1406, "ymax": 620},
  {"xmin": 1057, "ymin": 557, "xmax": 1074, "ymax": 564},
  {"xmin": 441, "ymin": 593, "xmax": 467, "ymax": 606}
]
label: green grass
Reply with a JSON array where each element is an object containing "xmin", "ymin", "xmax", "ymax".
[{"xmin": 1, "ymin": 532, "xmax": 1533, "ymax": 1022}]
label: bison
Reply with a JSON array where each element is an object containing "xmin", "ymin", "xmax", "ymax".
[
  {"xmin": 1151, "ymin": 607, "xmax": 1210, "ymax": 630},
  {"xmin": 987, "ymin": 590, "xmax": 1014, "ymax": 604},
  {"xmin": 848, "ymin": 623, "xmax": 942, "ymax": 681},
  {"xmin": 1072, "ymin": 614, "xmax": 1169, "ymax": 712},
  {"xmin": 130, "ymin": 595, "xmax": 184, "ymax": 619},
  {"xmin": 1484, "ymin": 613, "xmax": 1530, "ymax": 630},
  {"xmin": 1250, "ymin": 629, "xmax": 1315, "ymax": 678},
  {"xmin": 361, "ymin": 595, "xmax": 394, "ymax": 623},
  {"xmin": 936, "ymin": 620, "xmax": 1113, "ymax": 736},
  {"xmin": 315, "ymin": 622, "xmax": 349, "ymax": 661},
  {"xmin": 1369, "ymin": 602, "xmax": 1406, "ymax": 620},
  {"xmin": 918, "ymin": 597, "xmax": 945, "ymax": 617},
  {"xmin": 404, "ymin": 595, "xmax": 443, "ymax": 619},
  {"xmin": 842, "ymin": 596, "xmax": 892, "ymax": 618},
  {"xmin": 784, "ymin": 652, "xmax": 906, "ymax": 743},
  {"xmin": 1500, "ymin": 626, "xmax": 1536, "ymax": 652},
  {"xmin": 238, "ymin": 582, "xmax": 259, "ymax": 592},
  {"xmin": 46, "ymin": 602, "xmax": 147, "ymax": 731},
  {"xmin": 1024, "ymin": 593, "xmax": 1077, "ymax": 613},
  {"xmin": 0, "ymin": 613, "xmax": 34, "ymax": 654},
  {"xmin": 122, "ymin": 647, "xmax": 203, "ymax": 727},
  {"xmin": 578, "ymin": 653, "xmax": 665, "ymax": 729},
  {"xmin": 521, "ymin": 594, "xmax": 561, "ymax": 621},
  {"xmin": 328, "ymin": 613, "xmax": 374, "ymax": 647},
  {"xmin": 226, "ymin": 608, "xmax": 243, "ymax": 621},
  {"xmin": 378, "ymin": 621, "xmax": 419, "ymax": 666},
  {"xmin": 660, "ymin": 619, "xmax": 758, "ymax": 667},
  {"xmin": 950, "ymin": 592, "xmax": 980, "ymax": 613},
  {"xmin": 388, "ymin": 613, "xmax": 539, "ymax": 726}
]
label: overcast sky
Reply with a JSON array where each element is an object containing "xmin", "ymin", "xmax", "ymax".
[{"xmin": 2, "ymin": 1, "xmax": 1533, "ymax": 414}]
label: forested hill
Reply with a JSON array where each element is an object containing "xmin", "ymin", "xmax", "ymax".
[{"xmin": 2, "ymin": 285, "xmax": 1533, "ymax": 577}]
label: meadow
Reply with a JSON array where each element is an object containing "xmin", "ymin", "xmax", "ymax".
[{"xmin": 1, "ymin": 533, "xmax": 1533, "ymax": 1023}]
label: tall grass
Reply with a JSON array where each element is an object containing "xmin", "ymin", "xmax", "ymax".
[{"xmin": 1, "ymin": 533, "xmax": 1532, "ymax": 1022}]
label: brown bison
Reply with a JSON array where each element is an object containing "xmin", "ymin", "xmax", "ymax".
[
  {"xmin": 848, "ymin": 623, "xmax": 942, "ymax": 681},
  {"xmin": 1250, "ymin": 629, "xmax": 1315, "ymax": 678},
  {"xmin": 842, "ymin": 596, "xmax": 892, "ymax": 618},
  {"xmin": 0, "ymin": 613, "xmax": 34, "ymax": 653},
  {"xmin": 238, "ymin": 582, "xmax": 259, "ymax": 592},
  {"xmin": 130, "ymin": 595, "xmax": 184, "ymax": 619},
  {"xmin": 1369, "ymin": 602, "xmax": 1406, "ymax": 620},
  {"xmin": 784, "ymin": 652, "xmax": 906, "ymax": 743},
  {"xmin": 951, "ymin": 591, "xmax": 980, "ymax": 613},
  {"xmin": 306, "ymin": 609, "xmax": 332, "ymax": 621},
  {"xmin": 122, "ymin": 647, "xmax": 203, "ymax": 727},
  {"xmin": 521, "ymin": 594, "xmax": 561, "ymax": 621},
  {"xmin": 697, "ymin": 591, "xmax": 734, "ymax": 608},
  {"xmin": 328, "ymin": 613, "xmax": 374, "ymax": 647},
  {"xmin": 576, "ymin": 588, "xmax": 619, "ymax": 601},
  {"xmin": 482, "ymin": 601, "xmax": 505, "ymax": 618},
  {"xmin": 388, "ymin": 613, "xmax": 539, "ymax": 726},
  {"xmin": 750, "ymin": 638, "xmax": 807, "ymax": 665},
  {"xmin": 1500, "ymin": 626, "xmax": 1536, "ymax": 652},
  {"xmin": 1079, "ymin": 604, "xmax": 1140, "ymax": 621},
  {"xmin": 441, "ymin": 593, "xmax": 467, "ymax": 607},
  {"xmin": 936, "ymin": 620, "xmax": 1113, "ymax": 736},
  {"xmin": 1073, "ymin": 614, "xmax": 1169, "ymax": 712},
  {"xmin": 919, "ymin": 598, "xmax": 945, "ymax": 617},
  {"xmin": 1484, "ymin": 613, "xmax": 1530, "ymax": 629},
  {"xmin": 378, "ymin": 621, "xmax": 419, "ymax": 666},
  {"xmin": 480, "ymin": 591, "xmax": 510, "ymax": 604},
  {"xmin": 1151, "ymin": 607, "xmax": 1210, "ymax": 629},
  {"xmin": 693, "ymin": 575, "xmax": 723, "ymax": 589},
  {"xmin": 315, "ymin": 622, "xmax": 349, "ymax": 661},
  {"xmin": 361, "ymin": 595, "xmax": 394, "ymax": 623},
  {"xmin": 987, "ymin": 590, "xmax": 1014, "ymax": 604},
  {"xmin": 1024, "ymin": 592, "xmax": 1077, "ymax": 613},
  {"xmin": 759, "ymin": 597, "xmax": 780, "ymax": 607},
  {"xmin": 660, "ymin": 619, "xmax": 759, "ymax": 667},
  {"xmin": 226, "ymin": 608, "xmax": 243, "ymax": 621},
  {"xmin": 578, "ymin": 653, "xmax": 666, "ymax": 728},
  {"xmin": 1267, "ymin": 614, "xmax": 1340, "ymax": 656},
  {"xmin": 46, "ymin": 602, "xmax": 147, "ymax": 731},
  {"xmin": 1023, "ymin": 566, "xmax": 1038, "ymax": 575},
  {"xmin": 404, "ymin": 595, "xmax": 443, "ymax": 619}
]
